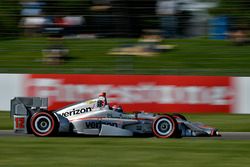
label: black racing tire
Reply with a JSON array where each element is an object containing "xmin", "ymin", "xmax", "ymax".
[
  {"xmin": 30, "ymin": 112, "xmax": 58, "ymax": 137},
  {"xmin": 26, "ymin": 116, "xmax": 33, "ymax": 134},
  {"xmin": 152, "ymin": 115, "xmax": 177, "ymax": 138},
  {"xmin": 172, "ymin": 113, "xmax": 187, "ymax": 121}
]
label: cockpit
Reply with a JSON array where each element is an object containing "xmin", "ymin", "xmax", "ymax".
[{"xmin": 112, "ymin": 105, "xmax": 124, "ymax": 113}]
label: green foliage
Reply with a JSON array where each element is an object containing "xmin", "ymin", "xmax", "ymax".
[
  {"xmin": 43, "ymin": 0, "xmax": 90, "ymax": 15},
  {"xmin": 0, "ymin": 0, "xmax": 21, "ymax": 38},
  {"xmin": 210, "ymin": 0, "xmax": 250, "ymax": 28}
]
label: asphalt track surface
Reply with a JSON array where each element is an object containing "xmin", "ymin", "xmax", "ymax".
[{"xmin": 0, "ymin": 130, "xmax": 250, "ymax": 140}]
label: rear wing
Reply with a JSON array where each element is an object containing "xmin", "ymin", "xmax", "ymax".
[
  {"xmin": 11, "ymin": 97, "xmax": 48, "ymax": 133},
  {"xmin": 10, "ymin": 97, "xmax": 48, "ymax": 118}
]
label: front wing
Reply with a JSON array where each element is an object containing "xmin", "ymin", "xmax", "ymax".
[{"xmin": 177, "ymin": 119, "xmax": 219, "ymax": 137}]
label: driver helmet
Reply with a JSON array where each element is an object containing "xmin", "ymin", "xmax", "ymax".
[{"xmin": 97, "ymin": 92, "xmax": 107, "ymax": 107}]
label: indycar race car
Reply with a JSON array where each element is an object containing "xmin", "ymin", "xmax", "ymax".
[{"xmin": 10, "ymin": 93, "xmax": 220, "ymax": 138}]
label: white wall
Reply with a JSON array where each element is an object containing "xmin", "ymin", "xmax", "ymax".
[
  {"xmin": 0, "ymin": 74, "xmax": 26, "ymax": 111},
  {"xmin": 232, "ymin": 77, "xmax": 250, "ymax": 114},
  {"xmin": 0, "ymin": 74, "xmax": 250, "ymax": 114}
]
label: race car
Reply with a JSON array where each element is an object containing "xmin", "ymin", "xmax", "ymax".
[{"xmin": 10, "ymin": 93, "xmax": 220, "ymax": 138}]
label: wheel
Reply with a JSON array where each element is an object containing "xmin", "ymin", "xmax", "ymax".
[
  {"xmin": 152, "ymin": 115, "xmax": 177, "ymax": 138},
  {"xmin": 26, "ymin": 116, "xmax": 33, "ymax": 134},
  {"xmin": 172, "ymin": 113, "xmax": 187, "ymax": 121},
  {"xmin": 30, "ymin": 112, "xmax": 58, "ymax": 137}
]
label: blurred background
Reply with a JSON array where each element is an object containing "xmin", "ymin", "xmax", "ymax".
[
  {"xmin": 1, "ymin": 3, "xmax": 250, "ymax": 166},
  {"xmin": 0, "ymin": 0, "xmax": 249, "ymax": 75},
  {"xmin": 0, "ymin": 0, "xmax": 250, "ymax": 114}
]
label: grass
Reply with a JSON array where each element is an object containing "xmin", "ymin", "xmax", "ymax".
[
  {"xmin": 0, "ymin": 112, "xmax": 12, "ymax": 130},
  {"xmin": 0, "ymin": 137, "xmax": 250, "ymax": 167},
  {"xmin": 1, "ymin": 111, "xmax": 250, "ymax": 132},
  {"xmin": 0, "ymin": 38, "xmax": 250, "ymax": 75},
  {"xmin": 1, "ymin": 37, "xmax": 250, "ymax": 167},
  {"xmin": 1, "ymin": 111, "xmax": 250, "ymax": 167}
]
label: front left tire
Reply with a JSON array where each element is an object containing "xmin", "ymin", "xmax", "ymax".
[{"xmin": 152, "ymin": 115, "xmax": 177, "ymax": 138}]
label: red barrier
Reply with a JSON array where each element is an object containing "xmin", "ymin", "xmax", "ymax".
[{"xmin": 26, "ymin": 74, "xmax": 234, "ymax": 113}]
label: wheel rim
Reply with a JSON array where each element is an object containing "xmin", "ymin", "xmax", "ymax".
[
  {"xmin": 155, "ymin": 118, "xmax": 173, "ymax": 136},
  {"xmin": 34, "ymin": 116, "xmax": 52, "ymax": 133}
]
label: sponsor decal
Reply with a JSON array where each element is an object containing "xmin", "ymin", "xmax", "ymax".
[
  {"xmin": 27, "ymin": 78, "xmax": 232, "ymax": 105},
  {"xmin": 61, "ymin": 107, "xmax": 92, "ymax": 117},
  {"xmin": 26, "ymin": 74, "xmax": 234, "ymax": 113},
  {"xmin": 85, "ymin": 121, "xmax": 118, "ymax": 129}
]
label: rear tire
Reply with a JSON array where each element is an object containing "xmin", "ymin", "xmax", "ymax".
[
  {"xmin": 152, "ymin": 115, "xmax": 177, "ymax": 138},
  {"xmin": 30, "ymin": 112, "xmax": 58, "ymax": 137}
]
